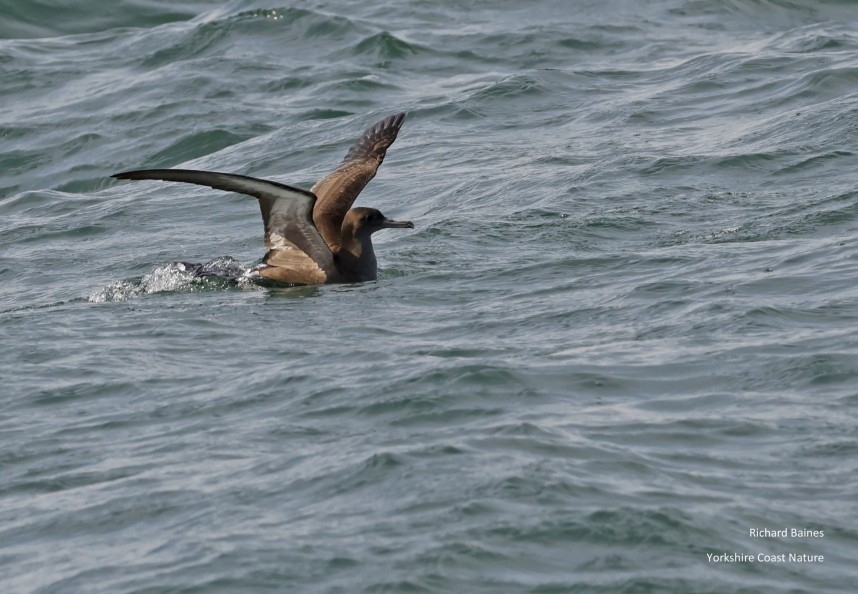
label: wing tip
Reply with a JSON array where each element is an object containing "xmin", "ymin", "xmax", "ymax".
[
  {"xmin": 370, "ymin": 112, "xmax": 407, "ymax": 136},
  {"xmin": 111, "ymin": 169, "xmax": 172, "ymax": 181},
  {"xmin": 385, "ymin": 111, "xmax": 407, "ymax": 131}
]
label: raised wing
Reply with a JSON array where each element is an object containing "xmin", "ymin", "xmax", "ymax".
[
  {"xmin": 310, "ymin": 112, "xmax": 406, "ymax": 251},
  {"xmin": 112, "ymin": 169, "xmax": 336, "ymax": 276}
]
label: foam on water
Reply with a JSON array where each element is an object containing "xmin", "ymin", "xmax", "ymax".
[{"xmin": 88, "ymin": 257, "xmax": 259, "ymax": 303}]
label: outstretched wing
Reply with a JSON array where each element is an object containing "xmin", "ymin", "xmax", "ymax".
[
  {"xmin": 112, "ymin": 169, "xmax": 336, "ymax": 277},
  {"xmin": 310, "ymin": 112, "xmax": 406, "ymax": 251}
]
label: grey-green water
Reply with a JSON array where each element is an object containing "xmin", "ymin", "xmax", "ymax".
[{"xmin": 2, "ymin": 1, "xmax": 858, "ymax": 592}]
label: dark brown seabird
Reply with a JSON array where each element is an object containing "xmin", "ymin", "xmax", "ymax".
[{"xmin": 112, "ymin": 112, "xmax": 413, "ymax": 285}]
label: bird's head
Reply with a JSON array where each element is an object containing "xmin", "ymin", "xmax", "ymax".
[{"xmin": 345, "ymin": 207, "xmax": 414, "ymax": 236}]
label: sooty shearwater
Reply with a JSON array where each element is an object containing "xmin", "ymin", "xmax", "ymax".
[{"xmin": 112, "ymin": 112, "xmax": 413, "ymax": 285}]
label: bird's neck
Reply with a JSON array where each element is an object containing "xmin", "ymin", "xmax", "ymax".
[{"xmin": 338, "ymin": 228, "xmax": 377, "ymax": 281}]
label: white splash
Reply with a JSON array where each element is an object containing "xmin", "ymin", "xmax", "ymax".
[{"xmin": 88, "ymin": 257, "xmax": 259, "ymax": 303}]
